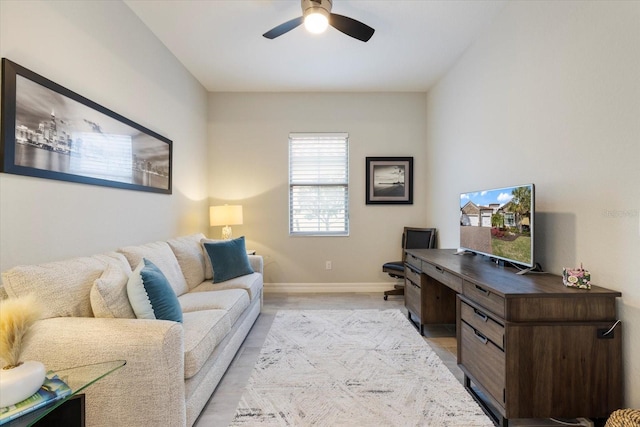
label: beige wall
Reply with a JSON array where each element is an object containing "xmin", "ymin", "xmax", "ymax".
[
  {"xmin": 2, "ymin": 0, "xmax": 636, "ymax": 409},
  {"xmin": 425, "ymin": 0, "xmax": 640, "ymax": 407},
  {"xmin": 0, "ymin": 0, "xmax": 209, "ymax": 272},
  {"xmin": 208, "ymin": 92, "xmax": 428, "ymax": 289}
]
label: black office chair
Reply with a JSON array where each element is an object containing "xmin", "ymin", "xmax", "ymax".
[{"xmin": 383, "ymin": 227, "xmax": 436, "ymax": 300}]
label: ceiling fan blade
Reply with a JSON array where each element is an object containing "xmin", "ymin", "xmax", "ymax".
[
  {"xmin": 263, "ymin": 16, "xmax": 304, "ymax": 39},
  {"xmin": 329, "ymin": 13, "xmax": 375, "ymax": 42}
]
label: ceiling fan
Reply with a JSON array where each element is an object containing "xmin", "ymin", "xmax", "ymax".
[{"xmin": 263, "ymin": 0, "xmax": 375, "ymax": 42}]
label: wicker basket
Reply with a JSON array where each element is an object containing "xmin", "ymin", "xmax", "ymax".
[{"xmin": 605, "ymin": 409, "xmax": 640, "ymax": 427}]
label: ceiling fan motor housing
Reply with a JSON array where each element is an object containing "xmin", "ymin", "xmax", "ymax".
[{"xmin": 302, "ymin": 0, "xmax": 332, "ymax": 20}]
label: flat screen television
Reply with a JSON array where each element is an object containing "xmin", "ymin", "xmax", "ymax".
[{"xmin": 460, "ymin": 183, "xmax": 535, "ymax": 269}]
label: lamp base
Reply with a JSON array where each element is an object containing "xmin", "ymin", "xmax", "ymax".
[{"xmin": 221, "ymin": 226, "xmax": 232, "ymax": 240}]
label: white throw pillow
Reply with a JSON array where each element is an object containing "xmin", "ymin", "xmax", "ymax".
[
  {"xmin": 90, "ymin": 263, "xmax": 136, "ymax": 319},
  {"xmin": 127, "ymin": 261, "xmax": 154, "ymax": 319},
  {"xmin": 118, "ymin": 241, "xmax": 189, "ymax": 297},
  {"xmin": 167, "ymin": 234, "xmax": 206, "ymax": 290}
]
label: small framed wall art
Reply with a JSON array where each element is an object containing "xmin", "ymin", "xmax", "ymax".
[
  {"xmin": 365, "ymin": 156, "xmax": 413, "ymax": 204},
  {"xmin": 1, "ymin": 58, "xmax": 172, "ymax": 194}
]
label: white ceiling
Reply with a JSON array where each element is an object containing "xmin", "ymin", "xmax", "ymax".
[{"xmin": 124, "ymin": 0, "xmax": 507, "ymax": 92}]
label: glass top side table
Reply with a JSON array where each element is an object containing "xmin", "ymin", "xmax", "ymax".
[{"xmin": 3, "ymin": 360, "xmax": 126, "ymax": 427}]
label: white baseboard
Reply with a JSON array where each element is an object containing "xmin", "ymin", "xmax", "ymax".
[{"xmin": 264, "ymin": 282, "xmax": 398, "ymax": 294}]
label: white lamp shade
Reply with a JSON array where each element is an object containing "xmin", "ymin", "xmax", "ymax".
[{"xmin": 209, "ymin": 205, "xmax": 243, "ymax": 227}]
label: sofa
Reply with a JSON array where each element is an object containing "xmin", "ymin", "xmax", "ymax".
[{"xmin": 0, "ymin": 233, "xmax": 263, "ymax": 426}]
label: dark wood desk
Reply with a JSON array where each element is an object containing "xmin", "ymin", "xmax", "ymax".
[{"xmin": 404, "ymin": 249, "xmax": 622, "ymax": 426}]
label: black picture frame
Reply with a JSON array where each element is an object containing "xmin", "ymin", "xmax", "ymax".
[
  {"xmin": 365, "ymin": 156, "xmax": 413, "ymax": 204},
  {"xmin": 1, "ymin": 58, "xmax": 172, "ymax": 194}
]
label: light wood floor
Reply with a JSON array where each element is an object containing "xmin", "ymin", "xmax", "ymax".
[{"xmin": 193, "ymin": 293, "xmax": 585, "ymax": 427}]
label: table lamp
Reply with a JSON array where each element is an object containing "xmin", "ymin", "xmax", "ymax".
[{"xmin": 209, "ymin": 205, "xmax": 243, "ymax": 240}]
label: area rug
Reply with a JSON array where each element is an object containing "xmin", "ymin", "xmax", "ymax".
[{"xmin": 230, "ymin": 309, "xmax": 493, "ymax": 426}]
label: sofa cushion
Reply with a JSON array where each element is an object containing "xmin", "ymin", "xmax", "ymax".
[
  {"xmin": 92, "ymin": 252, "xmax": 133, "ymax": 275},
  {"xmin": 118, "ymin": 241, "xmax": 189, "ymax": 297},
  {"xmin": 203, "ymin": 237, "xmax": 254, "ymax": 283},
  {"xmin": 182, "ymin": 310, "xmax": 231, "ymax": 379},
  {"xmin": 167, "ymin": 234, "xmax": 207, "ymax": 290},
  {"xmin": 127, "ymin": 259, "xmax": 183, "ymax": 323},
  {"xmin": 178, "ymin": 289, "xmax": 249, "ymax": 325},
  {"xmin": 1, "ymin": 256, "xmax": 109, "ymax": 319},
  {"xmin": 200, "ymin": 237, "xmax": 223, "ymax": 280},
  {"xmin": 90, "ymin": 262, "xmax": 136, "ymax": 319},
  {"xmin": 191, "ymin": 272, "xmax": 263, "ymax": 302}
]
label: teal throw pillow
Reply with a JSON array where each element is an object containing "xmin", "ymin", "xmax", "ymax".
[
  {"xmin": 203, "ymin": 236, "xmax": 254, "ymax": 283},
  {"xmin": 127, "ymin": 258, "xmax": 183, "ymax": 323}
]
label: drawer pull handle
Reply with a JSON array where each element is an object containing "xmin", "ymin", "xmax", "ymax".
[
  {"xmin": 475, "ymin": 285, "xmax": 490, "ymax": 296},
  {"xmin": 435, "ymin": 266, "xmax": 445, "ymax": 274},
  {"xmin": 406, "ymin": 265, "xmax": 420, "ymax": 274},
  {"xmin": 474, "ymin": 330, "xmax": 488, "ymax": 345},
  {"xmin": 474, "ymin": 309, "xmax": 488, "ymax": 322}
]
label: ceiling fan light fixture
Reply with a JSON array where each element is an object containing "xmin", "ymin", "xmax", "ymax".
[
  {"xmin": 263, "ymin": 0, "xmax": 374, "ymax": 42},
  {"xmin": 302, "ymin": 0, "xmax": 331, "ymax": 34},
  {"xmin": 304, "ymin": 11, "xmax": 329, "ymax": 34}
]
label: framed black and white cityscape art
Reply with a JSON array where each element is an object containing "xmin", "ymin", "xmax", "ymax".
[
  {"xmin": 365, "ymin": 156, "xmax": 413, "ymax": 204},
  {"xmin": 0, "ymin": 58, "xmax": 172, "ymax": 194}
]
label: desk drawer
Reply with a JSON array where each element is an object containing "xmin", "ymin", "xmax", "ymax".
[
  {"xmin": 405, "ymin": 276, "xmax": 421, "ymax": 318},
  {"xmin": 405, "ymin": 265, "xmax": 421, "ymax": 286},
  {"xmin": 460, "ymin": 321, "xmax": 505, "ymax": 407},
  {"xmin": 462, "ymin": 280, "xmax": 505, "ymax": 318},
  {"xmin": 460, "ymin": 299, "xmax": 504, "ymax": 350},
  {"xmin": 405, "ymin": 253, "xmax": 422, "ymax": 271},
  {"xmin": 421, "ymin": 261, "xmax": 462, "ymax": 293}
]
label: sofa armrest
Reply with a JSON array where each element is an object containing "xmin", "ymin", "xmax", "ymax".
[
  {"xmin": 23, "ymin": 317, "xmax": 186, "ymax": 427},
  {"xmin": 248, "ymin": 255, "xmax": 264, "ymax": 275}
]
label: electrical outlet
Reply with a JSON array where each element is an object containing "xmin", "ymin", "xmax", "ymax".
[{"xmin": 325, "ymin": 261, "xmax": 332, "ymax": 270}]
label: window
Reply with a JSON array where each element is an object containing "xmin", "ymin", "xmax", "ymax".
[
  {"xmin": 504, "ymin": 212, "xmax": 516, "ymax": 227},
  {"xmin": 289, "ymin": 133, "xmax": 349, "ymax": 236}
]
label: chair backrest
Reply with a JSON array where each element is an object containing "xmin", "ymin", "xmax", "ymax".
[{"xmin": 401, "ymin": 227, "xmax": 436, "ymax": 262}]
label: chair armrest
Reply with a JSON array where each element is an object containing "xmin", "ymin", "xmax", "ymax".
[{"xmin": 23, "ymin": 317, "xmax": 186, "ymax": 426}]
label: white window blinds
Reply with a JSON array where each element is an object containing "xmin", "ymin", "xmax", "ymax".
[{"xmin": 289, "ymin": 133, "xmax": 349, "ymax": 236}]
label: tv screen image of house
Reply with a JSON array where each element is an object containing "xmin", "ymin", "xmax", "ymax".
[{"xmin": 460, "ymin": 184, "xmax": 534, "ymax": 267}]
